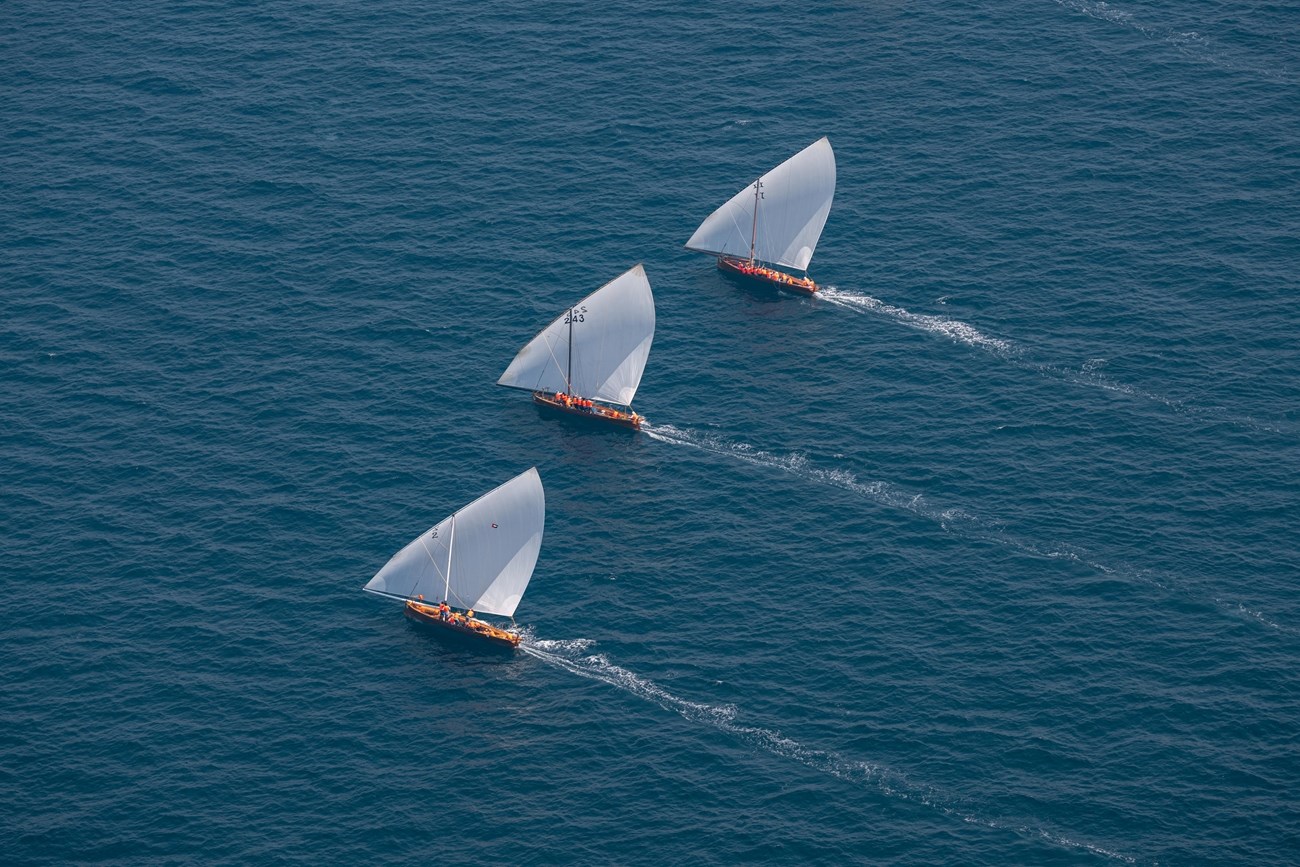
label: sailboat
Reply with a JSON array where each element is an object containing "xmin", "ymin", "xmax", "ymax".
[
  {"xmin": 685, "ymin": 137, "xmax": 836, "ymax": 295},
  {"xmin": 363, "ymin": 468, "xmax": 544, "ymax": 650},
  {"xmin": 497, "ymin": 264, "xmax": 655, "ymax": 430}
]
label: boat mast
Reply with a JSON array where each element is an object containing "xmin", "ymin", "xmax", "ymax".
[
  {"xmin": 444, "ymin": 514, "xmax": 455, "ymax": 603},
  {"xmin": 566, "ymin": 307, "xmax": 573, "ymax": 395},
  {"xmin": 749, "ymin": 178, "xmax": 762, "ymax": 266}
]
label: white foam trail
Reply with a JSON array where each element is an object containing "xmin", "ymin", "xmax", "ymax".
[
  {"xmin": 522, "ymin": 636, "xmax": 738, "ymax": 727},
  {"xmin": 821, "ymin": 287, "xmax": 1291, "ymax": 436},
  {"xmin": 645, "ymin": 422, "xmax": 1127, "ymax": 567},
  {"xmin": 1032, "ymin": 359, "xmax": 1289, "ymax": 436},
  {"xmin": 1054, "ymin": 0, "xmax": 1293, "ymax": 83},
  {"xmin": 645, "ymin": 423, "xmax": 1006, "ymax": 538},
  {"xmin": 1213, "ymin": 598, "xmax": 1292, "ymax": 634},
  {"xmin": 819, "ymin": 286, "xmax": 1016, "ymax": 353},
  {"xmin": 1034, "ymin": 358, "xmax": 1210, "ymax": 421},
  {"xmin": 520, "ymin": 635, "xmax": 1134, "ymax": 862},
  {"xmin": 819, "ymin": 286, "xmax": 1168, "ymax": 406},
  {"xmin": 645, "ymin": 422, "xmax": 1293, "ymax": 634},
  {"xmin": 1058, "ymin": 0, "xmax": 1133, "ymax": 26}
]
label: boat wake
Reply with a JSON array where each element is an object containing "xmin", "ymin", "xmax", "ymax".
[
  {"xmin": 646, "ymin": 422, "xmax": 989, "ymax": 533},
  {"xmin": 819, "ymin": 287, "xmax": 1016, "ymax": 353},
  {"xmin": 643, "ymin": 422, "xmax": 1294, "ymax": 635},
  {"xmin": 1053, "ymin": 0, "xmax": 1295, "ymax": 84},
  {"xmin": 518, "ymin": 635, "xmax": 1134, "ymax": 863},
  {"xmin": 819, "ymin": 288, "xmax": 1291, "ymax": 436},
  {"xmin": 1029, "ymin": 358, "xmax": 1290, "ymax": 436}
]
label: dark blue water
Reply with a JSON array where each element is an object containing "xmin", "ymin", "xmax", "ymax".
[{"xmin": 4, "ymin": 1, "xmax": 1299, "ymax": 863}]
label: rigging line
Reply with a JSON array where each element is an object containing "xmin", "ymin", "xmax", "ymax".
[
  {"xmin": 538, "ymin": 330, "xmax": 567, "ymax": 394},
  {"xmin": 722, "ymin": 185, "xmax": 757, "ymax": 259},
  {"xmin": 445, "ymin": 585, "xmax": 470, "ymax": 609},
  {"xmin": 412, "ymin": 530, "xmax": 450, "ymax": 601}
]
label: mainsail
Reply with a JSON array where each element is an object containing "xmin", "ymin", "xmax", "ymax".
[
  {"xmin": 685, "ymin": 137, "xmax": 836, "ymax": 271},
  {"xmin": 363, "ymin": 468, "xmax": 545, "ymax": 617},
  {"xmin": 496, "ymin": 265, "xmax": 655, "ymax": 407}
]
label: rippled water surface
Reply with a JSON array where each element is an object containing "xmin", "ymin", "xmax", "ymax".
[{"xmin": 4, "ymin": 1, "xmax": 1299, "ymax": 863}]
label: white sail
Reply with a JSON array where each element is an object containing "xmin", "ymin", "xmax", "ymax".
[
  {"xmin": 685, "ymin": 137, "xmax": 835, "ymax": 271},
  {"xmin": 496, "ymin": 265, "xmax": 655, "ymax": 406},
  {"xmin": 364, "ymin": 468, "xmax": 545, "ymax": 618}
]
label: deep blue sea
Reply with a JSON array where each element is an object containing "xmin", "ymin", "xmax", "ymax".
[{"xmin": 4, "ymin": 1, "xmax": 1299, "ymax": 863}]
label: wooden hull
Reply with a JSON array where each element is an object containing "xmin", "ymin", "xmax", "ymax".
[
  {"xmin": 404, "ymin": 601, "xmax": 520, "ymax": 650},
  {"xmin": 717, "ymin": 256, "xmax": 819, "ymax": 295},
  {"xmin": 532, "ymin": 391, "xmax": 643, "ymax": 430}
]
